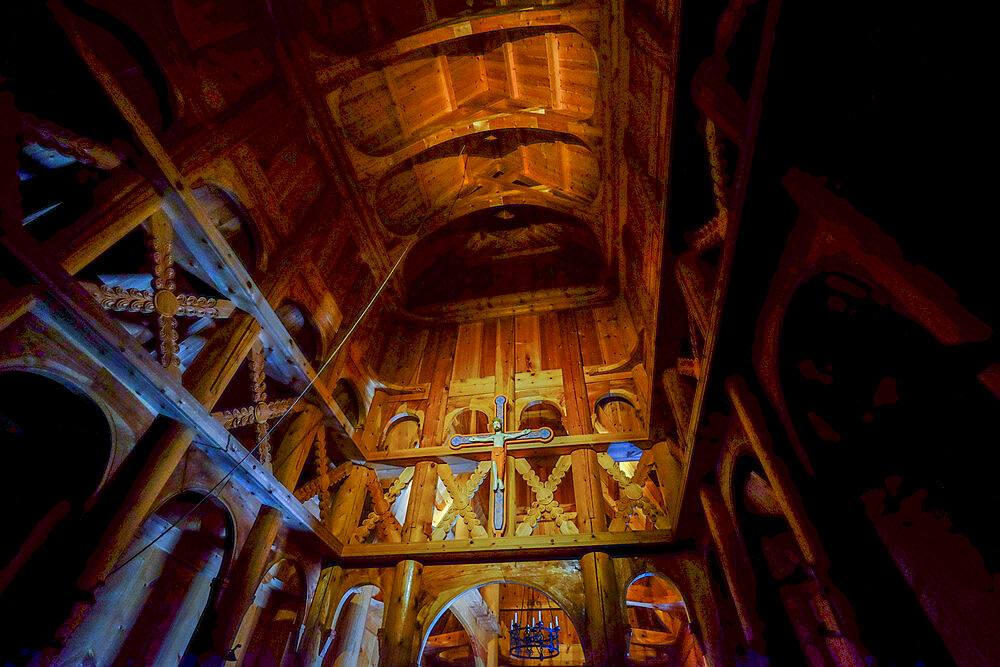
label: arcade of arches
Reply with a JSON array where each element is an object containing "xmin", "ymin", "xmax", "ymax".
[{"xmin": 1, "ymin": 0, "xmax": 996, "ymax": 665}]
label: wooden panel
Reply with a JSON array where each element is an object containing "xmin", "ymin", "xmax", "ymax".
[
  {"xmin": 453, "ymin": 321, "xmax": 485, "ymax": 381},
  {"xmin": 420, "ymin": 325, "xmax": 459, "ymax": 446},
  {"xmin": 514, "ymin": 314, "xmax": 541, "ymax": 374},
  {"xmin": 538, "ymin": 311, "xmax": 562, "ymax": 371},
  {"xmin": 575, "ymin": 308, "xmax": 603, "ymax": 367}
]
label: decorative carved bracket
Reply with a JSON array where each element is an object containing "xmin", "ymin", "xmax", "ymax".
[
  {"xmin": 513, "ymin": 455, "xmax": 578, "ymax": 536},
  {"xmin": 597, "ymin": 451, "xmax": 669, "ymax": 531},
  {"xmin": 353, "ymin": 467, "xmax": 414, "ymax": 543},
  {"xmin": 431, "ymin": 461, "xmax": 491, "ymax": 541}
]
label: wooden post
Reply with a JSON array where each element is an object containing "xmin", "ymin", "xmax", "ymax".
[
  {"xmin": 401, "ymin": 461, "xmax": 438, "ymax": 543},
  {"xmin": 333, "ymin": 586, "xmax": 373, "ymax": 666},
  {"xmin": 699, "ymin": 485, "xmax": 758, "ymax": 647},
  {"xmin": 580, "ymin": 551, "xmax": 626, "ymax": 665},
  {"xmin": 328, "ymin": 465, "xmax": 370, "ymax": 543},
  {"xmin": 725, "ymin": 377, "xmax": 823, "ymax": 565},
  {"xmin": 75, "ymin": 313, "xmax": 261, "ymax": 596},
  {"xmin": 572, "ymin": 444, "xmax": 626, "ymax": 663},
  {"xmin": 571, "ymin": 449, "xmax": 607, "ymax": 534},
  {"xmin": 481, "ymin": 584, "xmax": 500, "ymax": 667},
  {"xmin": 300, "ymin": 565, "xmax": 340, "ymax": 666},
  {"xmin": 212, "ymin": 505, "xmax": 284, "ymax": 653},
  {"xmin": 272, "ymin": 406, "xmax": 324, "ymax": 490},
  {"xmin": 651, "ymin": 439, "xmax": 683, "ymax": 516},
  {"xmin": 379, "ymin": 559, "xmax": 423, "ymax": 667}
]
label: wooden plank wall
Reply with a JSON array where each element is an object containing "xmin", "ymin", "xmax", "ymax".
[{"xmin": 361, "ymin": 300, "xmax": 644, "ymax": 452}]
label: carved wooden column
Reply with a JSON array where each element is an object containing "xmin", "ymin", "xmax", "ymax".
[
  {"xmin": 378, "ymin": 459, "xmax": 438, "ymax": 666},
  {"xmin": 481, "ymin": 583, "xmax": 500, "ymax": 667},
  {"xmin": 272, "ymin": 405, "xmax": 324, "ymax": 490},
  {"xmin": 401, "ymin": 461, "xmax": 438, "ymax": 543},
  {"xmin": 379, "ymin": 559, "xmax": 423, "ymax": 667},
  {"xmin": 328, "ymin": 464, "xmax": 369, "ymax": 543},
  {"xmin": 333, "ymin": 585, "xmax": 373, "ymax": 666},
  {"xmin": 212, "ymin": 505, "xmax": 284, "ymax": 654},
  {"xmin": 571, "ymin": 448, "xmax": 626, "ymax": 664}
]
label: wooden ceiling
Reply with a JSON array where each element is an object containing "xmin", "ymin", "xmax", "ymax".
[{"xmin": 316, "ymin": 5, "xmax": 624, "ymax": 317}]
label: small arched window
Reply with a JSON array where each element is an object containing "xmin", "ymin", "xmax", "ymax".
[
  {"xmin": 276, "ymin": 300, "xmax": 322, "ymax": 365},
  {"xmin": 333, "ymin": 378, "xmax": 363, "ymax": 428},
  {"xmin": 447, "ymin": 408, "xmax": 491, "ymax": 439},
  {"xmin": 192, "ymin": 183, "xmax": 259, "ymax": 271},
  {"xmin": 519, "ymin": 400, "xmax": 567, "ymax": 436},
  {"xmin": 594, "ymin": 393, "xmax": 641, "ymax": 433},
  {"xmin": 382, "ymin": 414, "xmax": 421, "ymax": 451}
]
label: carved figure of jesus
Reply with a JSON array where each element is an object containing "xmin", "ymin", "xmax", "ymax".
[
  {"xmin": 449, "ymin": 396, "xmax": 554, "ymax": 535},
  {"xmin": 461, "ymin": 418, "xmax": 533, "ymax": 492}
]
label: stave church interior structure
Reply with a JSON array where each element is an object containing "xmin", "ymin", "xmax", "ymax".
[{"xmin": 1, "ymin": 0, "xmax": 996, "ymax": 664}]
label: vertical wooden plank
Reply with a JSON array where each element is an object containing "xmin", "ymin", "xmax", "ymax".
[
  {"xmin": 545, "ymin": 32, "xmax": 563, "ymax": 110},
  {"xmin": 538, "ymin": 311, "xmax": 562, "ymax": 371},
  {"xmin": 502, "ymin": 41, "xmax": 519, "ymax": 99},
  {"xmin": 575, "ymin": 308, "xmax": 603, "ymax": 367},
  {"xmin": 557, "ymin": 310, "xmax": 591, "ymax": 435},
  {"xmin": 453, "ymin": 321, "xmax": 483, "ymax": 381},
  {"xmin": 437, "ymin": 55, "xmax": 457, "ymax": 112},
  {"xmin": 495, "ymin": 316, "xmax": 515, "ymax": 401},
  {"xmin": 515, "ymin": 314, "xmax": 540, "ymax": 374},
  {"xmin": 421, "ymin": 325, "xmax": 459, "ymax": 447},
  {"xmin": 403, "ymin": 461, "xmax": 438, "ymax": 543},
  {"xmin": 480, "ymin": 318, "xmax": 497, "ymax": 378}
]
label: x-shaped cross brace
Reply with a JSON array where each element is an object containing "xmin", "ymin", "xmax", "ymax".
[
  {"xmin": 597, "ymin": 451, "xmax": 669, "ymax": 531},
  {"xmin": 211, "ymin": 340, "xmax": 298, "ymax": 466},
  {"xmin": 513, "ymin": 455, "xmax": 578, "ymax": 536},
  {"xmin": 431, "ymin": 461, "xmax": 492, "ymax": 541}
]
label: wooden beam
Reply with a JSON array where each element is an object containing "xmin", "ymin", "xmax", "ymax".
[
  {"xmin": 502, "ymin": 41, "xmax": 520, "ymax": 100},
  {"xmin": 336, "ymin": 529, "xmax": 675, "ymax": 566},
  {"xmin": 363, "ymin": 430, "xmax": 650, "ymax": 465},
  {"xmin": 409, "ymin": 284, "xmax": 614, "ymax": 323},
  {"xmin": 438, "ymin": 55, "xmax": 457, "ymax": 112},
  {"xmin": 50, "ymin": 4, "xmax": 362, "ymax": 453},
  {"xmin": 545, "ymin": 32, "xmax": 563, "ymax": 110}
]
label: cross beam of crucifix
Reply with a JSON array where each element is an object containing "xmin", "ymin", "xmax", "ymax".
[{"xmin": 448, "ymin": 395, "xmax": 553, "ymax": 536}]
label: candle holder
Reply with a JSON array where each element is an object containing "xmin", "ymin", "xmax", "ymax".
[{"xmin": 509, "ymin": 615, "xmax": 561, "ymax": 660}]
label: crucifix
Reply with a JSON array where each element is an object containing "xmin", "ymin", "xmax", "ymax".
[{"xmin": 449, "ymin": 395, "xmax": 554, "ymax": 536}]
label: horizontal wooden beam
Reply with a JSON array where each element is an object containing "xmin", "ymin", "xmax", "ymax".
[
  {"xmin": 316, "ymin": 5, "xmax": 600, "ymax": 90},
  {"xmin": 364, "ymin": 430, "xmax": 650, "ymax": 464},
  {"xmin": 408, "ymin": 283, "xmax": 615, "ymax": 323},
  {"xmin": 336, "ymin": 529, "xmax": 676, "ymax": 566}
]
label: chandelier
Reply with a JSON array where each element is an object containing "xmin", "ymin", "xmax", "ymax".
[{"xmin": 509, "ymin": 610, "xmax": 561, "ymax": 660}]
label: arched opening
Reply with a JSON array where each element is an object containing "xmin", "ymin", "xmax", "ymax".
[
  {"xmin": 0, "ymin": 370, "xmax": 113, "ymax": 660},
  {"xmin": 624, "ymin": 574, "xmax": 705, "ymax": 666},
  {"xmin": 324, "ymin": 584, "xmax": 385, "ymax": 666},
  {"xmin": 382, "ymin": 413, "xmax": 422, "ymax": 451},
  {"xmin": 61, "ymin": 492, "xmax": 233, "ymax": 666},
  {"xmin": 447, "ymin": 408, "xmax": 491, "ymax": 439},
  {"xmin": 233, "ymin": 559, "xmax": 307, "ymax": 665},
  {"xmin": 594, "ymin": 393, "xmax": 641, "ymax": 433},
  {"xmin": 333, "ymin": 378, "xmax": 364, "ymax": 428},
  {"xmin": 421, "ymin": 583, "xmax": 583, "ymax": 666},
  {"xmin": 192, "ymin": 183, "xmax": 260, "ymax": 272},
  {"xmin": 275, "ymin": 299, "xmax": 322, "ymax": 366},
  {"xmin": 518, "ymin": 400, "xmax": 567, "ymax": 436}
]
